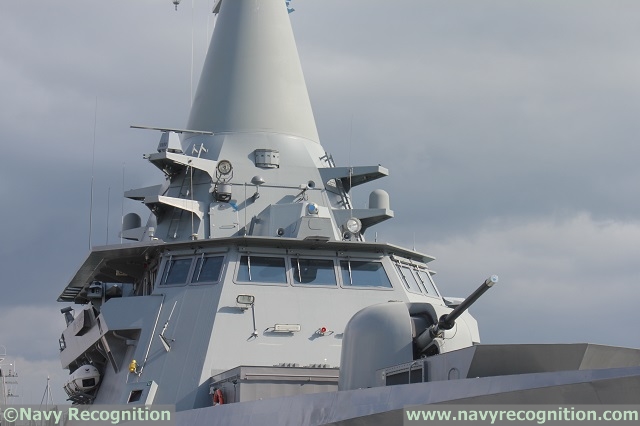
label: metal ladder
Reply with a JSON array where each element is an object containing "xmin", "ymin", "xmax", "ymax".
[{"xmin": 321, "ymin": 152, "xmax": 353, "ymax": 210}]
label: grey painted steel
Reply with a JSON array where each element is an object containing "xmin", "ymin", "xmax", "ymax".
[
  {"xmin": 210, "ymin": 365, "xmax": 338, "ymax": 404},
  {"xmin": 55, "ymin": 0, "xmax": 640, "ymax": 420},
  {"xmin": 58, "ymin": 239, "xmax": 469, "ymax": 409},
  {"xmin": 175, "ymin": 365, "xmax": 640, "ymax": 426},
  {"xmin": 338, "ymin": 302, "xmax": 414, "ymax": 391},
  {"xmin": 339, "ymin": 301, "xmax": 480, "ymax": 391},
  {"xmin": 379, "ymin": 343, "xmax": 640, "ymax": 385},
  {"xmin": 186, "ymin": 0, "xmax": 319, "ymax": 142},
  {"xmin": 59, "ymin": 237, "xmax": 436, "ymax": 303}
]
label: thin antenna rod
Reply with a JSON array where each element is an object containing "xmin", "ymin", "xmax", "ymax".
[
  {"xmin": 89, "ymin": 97, "xmax": 98, "ymax": 249},
  {"xmin": 348, "ymin": 115, "xmax": 354, "ymax": 213},
  {"xmin": 40, "ymin": 375, "xmax": 54, "ymax": 407},
  {"xmin": 121, "ymin": 162, "xmax": 125, "ymax": 244},
  {"xmin": 106, "ymin": 187, "xmax": 111, "ymax": 245},
  {"xmin": 191, "ymin": 0, "xmax": 195, "ymax": 104},
  {"xmin": 348, "ymin": 115, "xmax": 353, "ymax": 173}
]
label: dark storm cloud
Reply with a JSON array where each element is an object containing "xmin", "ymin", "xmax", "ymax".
[{"xmin": 1, "ymin": 0, "xmax": 639, "ymax": 402}]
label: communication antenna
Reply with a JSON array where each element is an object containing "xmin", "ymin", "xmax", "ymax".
[
  {"xmin": 106, "ymin": 187, "xmax": 111, "ymax": 245},
  {"xmin": 0, "ymin": 351, "xmax": 19, "ymax": 404},
  {"xmin": 349, "ymin": 114, "xmax": 354, "ymax": 209},
  {"xmin": 40, "ymin": 376, "xmax": 54, "ymax": 408},
  {"xmin": 89, "ymin": 97, "xmax": 98, "ymax": 249},
  {"xmin": 121, "ymin": 163, "xmax": 125, "ymax": 244},
  {"xmin": 191, "ymin": 0, "xmax": 195, "ymax": 104},
  {"xmin": 170, "ymin": 0, "xmax": 197, "ymax": 105}
]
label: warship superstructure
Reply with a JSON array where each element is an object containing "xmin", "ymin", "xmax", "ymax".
[{"xmin": 56, "ymin": 1, "xmax": 640, "ymax": 425}]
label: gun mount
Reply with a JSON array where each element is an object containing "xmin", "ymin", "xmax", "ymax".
[{"xmin": 415, "ymin": 275, "xmax": 498, "ymax": 354}]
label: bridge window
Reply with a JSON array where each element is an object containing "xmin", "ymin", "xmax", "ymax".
[
  {"xmin": 397, "ymin": 265, "xmax": 423, "ymax": 294},
  {"xmin": 340, "ymin": 260, "xmax": 392, "ymax": 288},
  {"xmin": 237, "ymin": 256, "xmax": 287, "ymax": 284},
  {"xmin": 192, "ymin": 255, "xmax": 224, "ymax": 283},
  {"xmin": 415, "ymin": 269, "xmax": 440, "ymax": 297},
  {"xmin": 292, "ymin": 258, "xmax": 337, "ymax": 286},
  {"xmin": 393, "ymin": 259, "xmax": 441, "ymax": 297},
  {"xmin": 160, "ymin": 258, "xmax": 193, "ymax": 286}
]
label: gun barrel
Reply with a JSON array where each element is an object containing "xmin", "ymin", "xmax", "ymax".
[
  {"xmin": 441, "ymin": 275, "xmax": 498, "ymax": 328},
  {"xmin": 415, "ymin": 275, "xmax": 498, "ymax": 353}
]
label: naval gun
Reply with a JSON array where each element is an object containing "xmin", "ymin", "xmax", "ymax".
[
  {"xmin": 338, "ymin": 275, "xmax": 499, "ymax": 390},
  {"xmin": 414, "ymin": 275, "xmax": 498, "ymax": 353},
  {"xmin": 415, "ymin": 275, "xmax": 499, "ymax": 354}
]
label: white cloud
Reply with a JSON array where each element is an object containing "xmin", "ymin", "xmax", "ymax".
[
  {"xmin": 0, "ymin": 305, "xmax": 67, "ymax": 404},
  {"xmin": 420, "ymin": 213, "xmax": 640, "ymax": 347},
  {"xmin": 0, "ymin": 306, "xmax": 63, "ymax": 360}
]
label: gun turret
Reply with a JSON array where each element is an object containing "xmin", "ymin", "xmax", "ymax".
[{"xmin": 415, "ymin": 275, "xmax": 498, "ymax": 353}]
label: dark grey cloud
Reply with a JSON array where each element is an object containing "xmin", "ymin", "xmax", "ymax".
[
  {"xmin": 2, "ymin": 0, "xmax": 639, "ymax": 402},
  {"xmin": 295, "ymin": 0, "xmax": 640, "ymax": 238}
]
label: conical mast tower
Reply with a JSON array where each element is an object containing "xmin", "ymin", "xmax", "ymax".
[{"xmin": 123, "ymin": 0, "xmax": 392, "ymax": 244}]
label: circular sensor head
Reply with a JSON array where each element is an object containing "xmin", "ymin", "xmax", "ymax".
[
  {"xmin": 345, "ymin": 217, "xmax": 362, "ymax": 234},
  {"xmin": 307, "ymin": 203, "xmax": 319, "ymax": 215},
  {"xmin": 217, "ymin": 159, "xmax": 233, "ymax": 175}
]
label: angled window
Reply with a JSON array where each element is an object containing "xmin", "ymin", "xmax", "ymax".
[
  {"xmin": 160, "ymin": 257, "xmax": 193, "ymax": 286},
  {"xmin": 415, "ymin": 269, "xmax": 440, "ymax": 297},
  {"xmin": 192, "ymin": 255, "xmax": 225, "ymax": 284},
  {"xmin": 397, "ymin": 264, "xmax": 423, "ymax": 294}
]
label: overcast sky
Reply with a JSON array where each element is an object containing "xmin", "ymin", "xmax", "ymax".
[{"xmin": 1, "ymin": 0, "xmax": 639, "ymax": 403}]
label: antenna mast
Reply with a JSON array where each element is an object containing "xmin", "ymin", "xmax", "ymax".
[
  {"xmin": 0, "ymin": 348, "xmax": 19, "ymax": 404},
  {"xmin": 40, "ymin": 376, "xmax": 54, "ymax": 407}
]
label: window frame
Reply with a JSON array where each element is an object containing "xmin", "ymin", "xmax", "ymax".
[
  {"xmin": 396, "ymin": 263, "xmax": 424, "ymax": 294},
  {"xmin": 234, "ymin": 254, "xmax": 289, "ymax": 286},
  {"xmin": 413, "ymin": 267, "xmax": 441, "ymax": 299},
  {"xmin": 189, "ymin": 253, "xmax": 226, "ymax": 285},
  {"xmin": 392, "ymin": 258, "xmax": 442, "ymax": 299},
  {"xmin": 338, "ymin": 259, "xmax": 394, "ymax": 290},
  {"xmin": 290, "ymin": 256, "xmax": 339, "ymax": 288},
  {"xmin": 158, "ymin": 256, "xmax": 195, "ymax": 287}
]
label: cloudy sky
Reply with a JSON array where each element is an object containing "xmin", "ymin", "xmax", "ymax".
[{"xmin": 2, "ymin": 0, "xmax": 639, "ymax": 403}]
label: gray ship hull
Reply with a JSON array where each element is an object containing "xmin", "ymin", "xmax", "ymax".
[{"xmin": 176, "ymin": 343, "xmax": 640, "ymax": 426}]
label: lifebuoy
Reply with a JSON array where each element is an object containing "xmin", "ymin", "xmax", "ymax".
[{"xmin": 212, "ymin": 388, "xmax": 224, "ymax": 405}]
